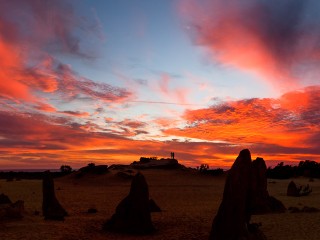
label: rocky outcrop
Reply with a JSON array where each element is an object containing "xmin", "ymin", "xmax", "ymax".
[
  {"xmin": 0, "ymin": 193, "xmax": 24, "ymax": 220},
  {"xmin": 251, "ymin": 158, "xmax": 286, "ymax": 214},
  {"xmin": 287, "ymin": 181, "xmax": 312, "ymax": 197},
  {"xmin": 209, "ymin": 149, "xmax": 255, "ymax": 240},
  {"xmin": 131, "ymin": 158, "xmax": 182, "ymax": 169},
  {"xmin": 42, "ymin": 171, "xmax": 68, "ymax": 220},
  {"xmin": 209, "ymin": 149, "xmax": 270, "ymax": 240},
  {"xmin": 103, "ymin": 172, "xmax": 158, "ymax": 234}
]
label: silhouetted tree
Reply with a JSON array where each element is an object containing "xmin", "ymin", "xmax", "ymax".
[
  {"xmin": 267, "ymin": 160, "xmax": 320, "ymax": 179},
  {"xmin": 199, "ymin": 164, "xmax": 209, "ymax": 172},
  {"xmin": 88, "ymin": 163, "xmax": 95, "ymax": 168},
  {"xmin": 60, "ymin": 165, "xmax": 72, "ymax": 174}
]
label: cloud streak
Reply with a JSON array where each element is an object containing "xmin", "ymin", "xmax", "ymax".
[{"xmin": 54, "ymin": 62, "xmax": 132, "ymax": 102}]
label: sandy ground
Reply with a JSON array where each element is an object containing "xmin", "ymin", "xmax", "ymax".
[{"xmin": 1, "ymin": 169, "xmax": 320, "ymax": 240}]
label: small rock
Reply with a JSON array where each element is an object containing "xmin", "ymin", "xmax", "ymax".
[{"xmin": 287, "ymin": 181, "xmax": 300, "ymax": 197}]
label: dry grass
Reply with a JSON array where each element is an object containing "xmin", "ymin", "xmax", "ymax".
[{"xmin": 1, "ymin": 169, "xmax": 320, "ymax": 240}]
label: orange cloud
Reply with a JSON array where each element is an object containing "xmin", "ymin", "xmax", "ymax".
[
  {"xmin": 165, "ymin": 86, "xmax": 320, "ymax": 155},
  {"xmin": 1, "ymin": 86, "xmax": 319, "ymax": 169},
  {"xmin": 0, "ymin": 109, "xmax": 242, "ymax": 169},
  {"xmin": 0, "ymin": 110, "xmax": 181, "ymax": 168},
  {"xmin": 0, "ymin": 101, "xmax": 319, "ymax": 170}
]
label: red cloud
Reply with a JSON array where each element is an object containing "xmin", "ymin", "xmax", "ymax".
[
  {"xmin": 119, "ymin": 119, "xmax": 147, "ymax": 129},
  {"xmin": 34, "ymin": 102, "xmax": 57, "ymax": 112},
  {"xmin": 155, "ymin": 73, "xmax": 191, "ymax": 106},
  {"xmin": 180, "ymin": 0, "xmax": 320, "ymax": 86},
  {"xmin": 0, "ymin": 0, "xmax": 131, "ymax": 109},
  {"xmin": 0, "ymin": 40, "xmax": 35, "ymax": 101},
  {"xmin": 159, "ymin": 73, "xmax": 170, "ymax": 95}
]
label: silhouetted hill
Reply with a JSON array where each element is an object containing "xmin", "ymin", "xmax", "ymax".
[{"xmin": 131, "ymin": 157, "xmax": 184, "ymax": 169}]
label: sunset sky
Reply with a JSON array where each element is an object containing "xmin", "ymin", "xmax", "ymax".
[{"xmin": 1, "ymin": 0, "xmax": 319, "ymax": 169}]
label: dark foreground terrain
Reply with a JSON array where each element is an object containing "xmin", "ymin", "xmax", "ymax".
[{"xmin": 1, "ymin": 169, "xmax": 320, "ymax": 240}]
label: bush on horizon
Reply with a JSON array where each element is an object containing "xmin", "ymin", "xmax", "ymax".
[{"xmin": 267, "ymin": 160, "xmax": 320, "ymax": 179}]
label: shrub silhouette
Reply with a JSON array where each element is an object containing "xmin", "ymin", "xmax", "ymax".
[
  {"xmin": 60, "ymin": 165, "xmax": 72, "ymax": 174},
  {"xmin": 199, "ymin": 164, "xmax": 209, "ymax": 172},
  {"xmin": 197, "ymin": 164, "xmax": 224, "ymax": 176}
]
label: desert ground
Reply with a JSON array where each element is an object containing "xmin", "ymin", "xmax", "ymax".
[{"xmin": 1, "ymin": 169, "xmax": 320, "ymax": 240}]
